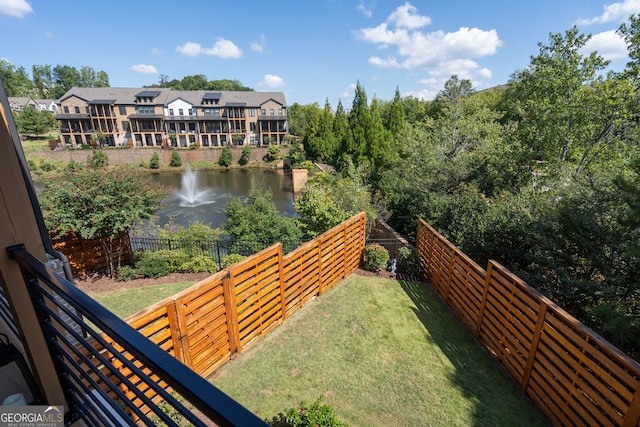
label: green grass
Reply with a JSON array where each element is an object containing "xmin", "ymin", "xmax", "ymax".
[
  {"xmin": 89, "ymin": 281, "xmax": 195, "ymax": 319},
  {"xmin": 88, "ymin": 275, "xmax": 551, "ymax": 426},
  {"xmin": 209, "ymin": 276, "xmax": 551, "ymax": 426}
]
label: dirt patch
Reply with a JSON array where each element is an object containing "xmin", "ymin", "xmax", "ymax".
[
  {"xmin": 72, "ymin": 266, "xmax": 403, "ymax": 296},
  {"xmin": 72, "ymin": 271, "xmax": 213, "ymax": 294}
]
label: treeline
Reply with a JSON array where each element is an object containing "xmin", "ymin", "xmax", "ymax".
[
  {"xmin": 291, "ymin": 22, "xmax": 640, "ymax": 360},
  {"xmin": 0, "ymin": 61, "xmax": 109, "ymax": 99},
  {"xmin": 0, "ymin": 60, "xmax": 252, "ymax": 99}
]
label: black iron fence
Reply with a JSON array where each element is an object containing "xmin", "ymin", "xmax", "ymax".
[
  {"xmin": 7, "ymin": 244, "xmax": 267, "ymax": 426},
  {"xmin": 130, "ymin": 236, "xmax": 304, "ymax": 268}
]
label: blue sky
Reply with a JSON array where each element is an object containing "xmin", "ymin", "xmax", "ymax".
[{"xmin": 1, "ymin": 0, "xmax": 638, "ymax": 106}]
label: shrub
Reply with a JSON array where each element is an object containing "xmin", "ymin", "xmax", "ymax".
[
  {"xmin": 221, "ymin": 253, "xmax": 246, "ymax": 267},
  {"xmin": 86, "ymin": 149, "xmax": 109, "ymax": 168},
  {"xmin": 135, "ymin": 251, "xmax": 172, "ymax": 278},
  {"xmin": 116, "ymin": 265, "xmax": 139, "ymax": 282},
  {"xmin": 362, "ymin": 243, "xmax": 389, "ymax": 272},
  {"xmin": 149, "ymin": 152, "xmax": 160, "ymax": 169},
  {"xmin": 169, "ymin": 150, "xmax": 183, "ymax": 167},
  {"xmin": 398, "ymin": 246, "xmax": 420, "ymax": 275},
  {"xmin": 264, "ymin": 145, "xmax": 280, "ymax": 162},
  {"xmin": 66, "ymin": 159, "xmax": 83, "ymax": 172},
  {"xmin": 219, "ymin": 145, "xmax": 233, "ymax": 167},
  {"xmin": 239, "ymin": 145, "xmax": 252, "ymax": 166},
  {"xmin": 178, "ymin": 255, "xmax": 218, "ymax": 273},
  {"xmin": 267, "ymin": 396, "xmax": 347, "ymax": 427}
]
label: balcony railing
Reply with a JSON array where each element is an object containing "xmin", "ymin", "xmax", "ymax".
[{"xmin": 7, "ymin": 244, "xmax": 267, "ymax": 427}]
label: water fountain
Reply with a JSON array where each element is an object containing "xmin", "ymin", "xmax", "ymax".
[{"xmin": 175, "ymin": 165, "xmax": 215, "ymax": 207}]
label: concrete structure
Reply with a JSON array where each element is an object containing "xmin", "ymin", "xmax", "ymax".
[{"xmin": 55, "ymin": 88, "xmax": 288, "ymax": 148}]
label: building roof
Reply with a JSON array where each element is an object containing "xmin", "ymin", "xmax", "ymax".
[{"xmin": 58, "ymin": 87, "xmax": 286, "ymax": 108}]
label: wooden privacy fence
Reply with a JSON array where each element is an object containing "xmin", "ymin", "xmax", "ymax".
[
  {"xmin": 416, "ymin": 218, "xmax": 640, "ymax": 427},
  {"xmin": 123, "ymin": 212, "xmax": 366, "ymax": 384},
  {"xmin": 50, "ymin": 231, "xmax": 131, "ymax": 274}
]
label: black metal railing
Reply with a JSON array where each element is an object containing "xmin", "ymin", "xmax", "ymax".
[
  {"xmin": 7, "ymin": 244, "xmax": 267, "ymax": 427},
  {"xmin": 130, "ymin": 236, "xmax": 305, "ymax": 267}
]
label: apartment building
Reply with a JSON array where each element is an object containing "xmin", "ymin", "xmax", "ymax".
[{"xmin": 55, "ymin": 87, "xmax": 288, "ymax": 148}]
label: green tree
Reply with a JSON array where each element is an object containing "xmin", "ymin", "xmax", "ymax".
[
  {"xmin": 219, "ymin": 145, "xmax": 233, "ymax": 167},
  {"xmin": 15, "ymin": 106, "xmax": 54, "ymax": 136},
  {"xmin": 149, "ymin": 152, "xmax": 160, "ymax": 169},
  {"xmin": 0, "ymin": 59, "xmax": 34, "ymax": 96},
  {"xmin": 239, "ymin": 145, "xmax": 252, "ymax": 166},
  {"xmin": 386, "ymin": 87, "xmax": 406, "ymax": 138},
  {"xmin": 508, "ymin": 27, "xmax": 624, "ymax": 170},
  {"xmin": 295, "ymin": 172, "xmax": 376, "ymax": 237},
  {"xmin": 86, "ymin": 149, "xmax": 109, "ymax": 168},
  {"xmin": 224, "ymin": 188, "xmax": 303, "ymax": 252},
  {"xmin": 38, "ymin": 166, "xmax": 166, "ymax": 277},
  {"xmin": 429, "ymin": 76, "xmax": 504, "ymax": 161},
  {"xmin": 169, "ymin": 150, "xmax": 183, "ymax": 167}
]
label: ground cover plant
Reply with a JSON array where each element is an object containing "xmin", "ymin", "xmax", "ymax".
[{"xmin": 208, "ymin": 275, "xmax": 550, "ymax": 426}]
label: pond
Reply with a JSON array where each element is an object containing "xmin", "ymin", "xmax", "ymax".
[{"xmin": 148, "ymin": 168, "xmax": 296, "ymax": 230}]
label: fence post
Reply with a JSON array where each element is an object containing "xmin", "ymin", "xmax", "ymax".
[
  {"xmin": 318, "ymin": 236, "xmax": 325, "ymax": 295},
  {"xmin": 277, "ymin": 244, "xmax": 287, "ymax": 321},
  {"xmin": 475, "ymin": 262, "xmax": 493, "ymax": 338},
  {"xmin": 520, "ymin": 303, "xmax": 547, "ymax": 393},
  {"xmin": 222, "ymin": 270, "xmax": 241, "ymax": 355},
  {"xmin": 622, "ymin": 382, "xmax": 640, "ymax": 427}
]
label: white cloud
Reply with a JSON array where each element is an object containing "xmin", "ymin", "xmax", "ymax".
[
  {"xmin": 151, "ymin": 48, "xmax": 165, "ymax": 56},
  {"xmin": 357, "ymin": 1, "xmax": 372, "ymax": 18},
  {"xmin": 577, "ymin": 0, "xmax": 640, "ymax": 25},
  {"xmin": 259, "ymin": 74, "xmax": 285, "ymax": 88},
  {"xmin": 0, "ymin": 0, "xmax": 32, "ymax": 18},
  {"xmin": 358, "ymin": 23, "xmax": 410, "ymax": 45},
  {"xmin": 583, "ymin": 30, "xmax": 629, "ymax": 60},
  {"xmin": 131, "ymin": 64, "xmax": 158, "ymax": 74},
  {"xmin": 388, "ymin": 2, "xmax": 431, "ymax": 29},
  {"xmin": 176, "ymin": 38, "xmax": 243, "ymax": 59},
  {"xmin": 251, "ymin": 34, "xmax": 266, "ymax": 52},
  {"xmin": 356, "ymin": 2, "xmax": 501, "ymax": 97},
  {"xmin": 404, "ymin": 88, "xmax": 438, "ymax": 101}
]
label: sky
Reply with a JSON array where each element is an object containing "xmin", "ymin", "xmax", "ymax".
[{"xmin": 1, "ymin": 0, "xmax": 639, "ymax": 106}]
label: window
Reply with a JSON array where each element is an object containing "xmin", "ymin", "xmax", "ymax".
[
  {"xmin": 188, "ymin": 108, "xmax": 193, "ymax": 116},
  {"xmin": 137, "ymin": 106, "xmax": 155, "ymax": 114},
  {"xmin": 169, "ymin": 109, "xmax": 174, "ymax": 116},
  {"xmin": 63, "ymin": 106, "xmax": 69, "ymax": 114},
  {"xmin": 74, "ymin": 106, "xmax": 80, "ymax": 114},
  {"xmin": 261, "ymin": 109, "xmax": 266, "ymax": 115},
  {"xmin": 122, "ymin": 121, "xmax": 130, "ymax": 131},
  {"xmin": 270, "ymin": 109, "xmax": 274, "ymax": 116},
  {"xmin": 179, "ymin": 109, "xmax": 184, "ymax": 116},
  {"xmin": 119, "ymin": 106, "xmax": 127, "ymax": 115},
  {"xmin": 278, "ymin": 109, "xmax": 283, "ymax": 115},
  {"xmin": 249, "ymin": 108, "xmax": 255, "ymax": 117},
  {"xmin": 250, "ymin": 122, "xmax": 256, "ymax": 131}
]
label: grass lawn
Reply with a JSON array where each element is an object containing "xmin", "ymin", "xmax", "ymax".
[
  {"xmin": 89, "ymin": 281, "xmax": 195, "ymax": 319},
  {"xmin": 208, "ymin": 276, "xmax": 551, "ymax": 426}
]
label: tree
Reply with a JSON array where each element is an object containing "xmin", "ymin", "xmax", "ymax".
[
  {"xmin": 149, "ymin": 152, "xmax": 160, "ymax": 169},
  {"xmin": 295, "ymin": 172, "xmax": 376, "ymax": 237},
  {"xmin": 239, "ymin": 145, "xmax": 252, "ymax": 166},
  {"xmin": 386, "ymin": 87, "xmax": 405, "ymax": 138},
  {"xmin": 224, "ymin": 187, "xmax": 303, "ymax": 252},
  {"xmin": 0, "ymin": 59, "xmax": 34, "ymax": 96},
  {"xmin": 218, "ymin": 145, "xmax": 233, "ymax": 167},
  {"xmin": 86, "ymin": 149, "xmax": 109, "ymax": 168},
  {"xmin": 15, "ymin": 106, "xmax": 53, "ymax": 136},
  {"xmin": 429, "ymin": 76, "xmax": 504, "ymax": 161},
  {"xmin": 508, "ymin": 27, "xmax": 622, "ymax": 170},
  {"xmin": 38, "ymin": 166, "xmax": 166, "ymax": 277},
  {"xmin": 169, "ymin": 150, "xmax": 182, "ymax": 167}
]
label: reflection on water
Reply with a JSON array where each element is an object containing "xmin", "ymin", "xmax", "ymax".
[{"xmin": 149, "ymin": 168, "xmax": 295, "ymax": 230}]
